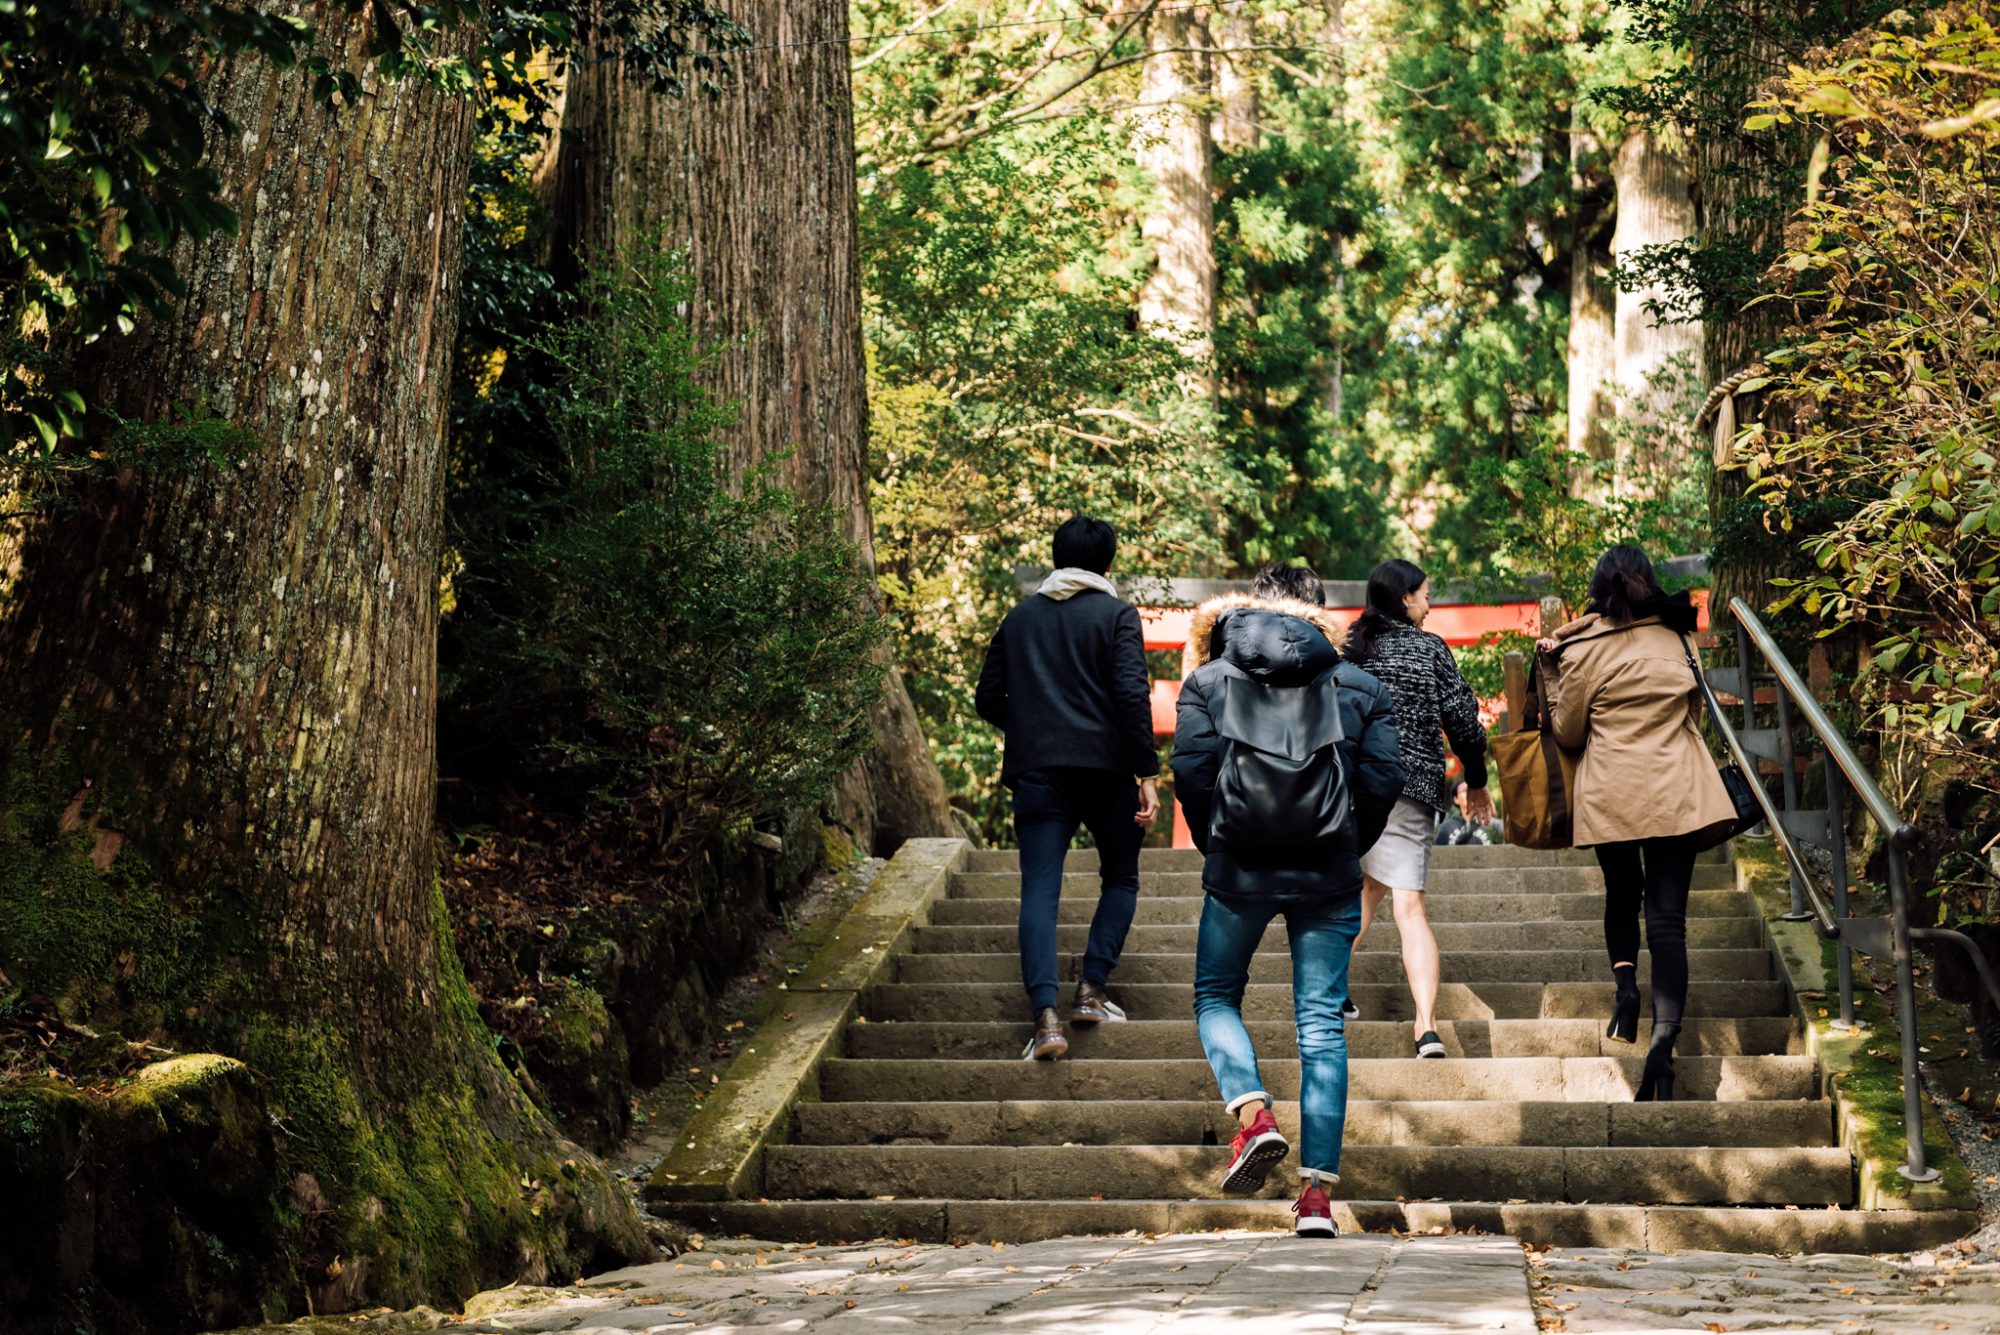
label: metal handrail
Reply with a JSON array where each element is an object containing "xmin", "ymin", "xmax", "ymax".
[
  {"xmin": 1727, "ymin": 604, "xmax": 1920, "ymax": 850},
  {"xmin": 1705, "ymin": 596, "xmax": 2000, "ymax": 1183}
]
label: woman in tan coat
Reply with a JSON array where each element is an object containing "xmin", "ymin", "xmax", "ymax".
[{"xmin": 1538, "ymin": 546, "xmax": 1736, "ymax": 1102}]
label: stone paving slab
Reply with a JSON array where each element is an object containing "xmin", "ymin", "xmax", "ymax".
[
  {"xmin": 444, "ymin": 1233, "xmax": 1537, "ymax": 1335},
  {"xmin": 1528, "ymin": 1243, "xmax": 2000, "ymax": 1333}
]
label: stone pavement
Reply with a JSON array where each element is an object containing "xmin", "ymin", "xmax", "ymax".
[
  {"xmin": 1530, "ymin": 1243, "xmax": 2000, "ymax": 1333},
  {"xmin": 449, "ymin": 1232, "xmax": 1536, "ymax": 1334}
]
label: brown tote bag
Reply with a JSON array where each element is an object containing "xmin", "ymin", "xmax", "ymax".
[{"xmin": 1492, "ymin": 657, "xmax": 1581, "ymax": 850}]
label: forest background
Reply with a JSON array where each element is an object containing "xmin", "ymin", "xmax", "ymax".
[{"xmin": 1, "ymin": 0, "xmax": 1997, "ymax": 1330}]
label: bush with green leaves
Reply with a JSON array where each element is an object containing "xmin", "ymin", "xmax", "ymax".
[
  {"xmin": 1741, "ymin": 10, "xmax": 2000, "ymax": 749},
  {"xmin": 444, "ymin": 249, "xmax": 886, "ymax": 862}
]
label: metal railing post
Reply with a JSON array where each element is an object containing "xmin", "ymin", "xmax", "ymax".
[
  {"xmin": 1734, "ymin": 623, "xmax": 1756, "ymax": 732},
  {"xmin": 1888, "ymin": 849, "xmax": 1939, "ymax": 1182},
  {"xmin": 1774, "ymin": 683, "xmax": 1811, "ymax": 921},
  {"xmin": 1827, "ymin": 766, "xmax": 1857, "ymax": 1031}
]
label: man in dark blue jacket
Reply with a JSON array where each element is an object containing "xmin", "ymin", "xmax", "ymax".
[
  {"xmin": 1171, "ymin": 563, "xmax": 1403, "ymax": 1237},
  {"xmin": 976, "ymin": 517, "xmax": 1161, "ymax": 1061}
]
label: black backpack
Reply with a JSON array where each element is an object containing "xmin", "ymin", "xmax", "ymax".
[{"xmin": 1206, "ymin": 666, "xmax": 1354, "ymax": 852}]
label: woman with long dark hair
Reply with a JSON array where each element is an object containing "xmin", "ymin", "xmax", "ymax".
[
  {"xmin": 1343, "ymin": 559, "xmax": 1493, "ymax": 1059},
  {"xmin": 1538, "ymin": 545, "xmax": 1736, "ymax": 1101}
]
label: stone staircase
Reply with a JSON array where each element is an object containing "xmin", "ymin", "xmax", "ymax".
[{"xmin": 662, "ymin": 843, "xmax": 1967, "ymax": 1251}]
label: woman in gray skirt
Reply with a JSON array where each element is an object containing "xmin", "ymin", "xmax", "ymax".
[{"xmin": 1342, "ymin": 559, "xmax": 1493, "ymax": 1058}]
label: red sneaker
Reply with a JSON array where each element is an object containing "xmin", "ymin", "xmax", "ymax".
[
  {"xmin": 1221, "ymin": 1107, "xmax": 1289, "ymax": 1193},
  {"xmin": 1293, "ymin": 1180, "xmax": 1337, "ymax": 1237}
]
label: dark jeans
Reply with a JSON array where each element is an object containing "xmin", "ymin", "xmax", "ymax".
[
  {"xmin": 1595, "ymin": 834, "xmax": 1701, "ymax": 1029},
  {"xmin": 1012, "ymin": 767, "xmax": 1144, "ymax": 1015}
]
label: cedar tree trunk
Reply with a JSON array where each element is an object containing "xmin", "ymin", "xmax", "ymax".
[
  {"xmin": 0, "ymin": 6, "xmax": 646, "ymax": 1317},
  {"xmin": 549, "ymin": 0, "xmax": 953, "ymax": 852},
  {"xmin": 1137, "ymin": 5, "xmax": 1217, "ymax": 397},
  {"xmin": 1610, "ymin": 127, "xmax": 1704, "ymax": 491}
]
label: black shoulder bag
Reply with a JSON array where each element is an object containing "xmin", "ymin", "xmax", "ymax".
[{"xmin": 1677, "ymin": 632, "xmax": 1763, "ymax": 851}]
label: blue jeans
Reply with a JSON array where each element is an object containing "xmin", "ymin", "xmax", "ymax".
[
  {"xmin": 1012, "ymin": 768, "xmax": 1144, "ymax": 1015},
  {"xmin": 1193, "ymin": 893, "xmax": 1360, "ymax": 1181}
]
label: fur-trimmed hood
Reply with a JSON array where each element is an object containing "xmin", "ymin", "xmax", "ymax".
[{"xmin": 1182, "ymin": 592, "xmax": 1348, "ymax": 679}]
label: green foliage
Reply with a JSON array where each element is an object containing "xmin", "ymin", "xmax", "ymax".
[
  {"xmin": 445, "ymin": 247, "xmax": 887, "ymax": 863},
  {"xmin": 1213, "ymin": 79, "xmax": 1393, "ymax": 574},
  {"xmin": 1357, "ymin": 0, "xmax": 1585, "ymax": 570},
  {"xmin": 0, "ymin": 0, "xmax": 742, "ymax": 478},
  {"xmin": 1741, "ymin": 8, "xmax": 2000, "ymax": 749},
  {"xmin": 0, "ymin": 0, "xmax": 308, "ymax": 458},
  {"xmin": 1598, "ymin": 0, "xmax": 1908, "ymax": 325},
  {"xmin": 860, "ymin": 124, "xmax": 1240, "ymax": 832}
]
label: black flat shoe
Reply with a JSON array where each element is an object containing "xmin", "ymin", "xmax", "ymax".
[{"xmin": 1636, "ymin": 1022, "xmax": 1680, "ymax": 1102}]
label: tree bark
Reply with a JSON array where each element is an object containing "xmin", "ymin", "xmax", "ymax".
[
  {"xmin": 549, "ymin": 0, "xmax": 954, "ymax": 852},
  {"xmin": 1211, "ymin": 1, "xmax": 1260, "ymax": 154},
  {"xmin": 1567, "ymin": 109, "xmax": 1615, "ymax": 473},
  {"xmin": 0, "ymin": 5, "xmax": 646, "ymax": 1316},
  {"xmin": 1610, "ymin": 126, "xmax": 1704, "ymax": 494},
  {"xmin": 1137, "ymin": 6, "xmax": 1217, "ymax": 397}
]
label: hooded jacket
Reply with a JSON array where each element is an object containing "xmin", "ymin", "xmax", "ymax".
[
  {"xmin": 975, "ymin": 577, "xmax": 1160, "ymax": 784},
  {"xmin": 1171, "ymin": 594, "xmax": 1405, "ymax": 905},
  {"xmin": 1543, "ymin": 591, "xmax": 1736, "ymax": 847}
]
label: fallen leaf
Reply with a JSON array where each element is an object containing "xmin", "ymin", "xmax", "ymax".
[
  {"xmin": 709, "ymin": 1260, "xmax": 725, "ymax": 1271},
  {"xmin": 845, "ymin": 1300, "xmax": 857, "ymax": 1310}
]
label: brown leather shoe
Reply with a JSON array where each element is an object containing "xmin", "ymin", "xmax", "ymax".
[
  {"xmin": 1071, "ymin": 980, "xmax": 1127, "ymax": 1025},
  {"xmin": 1021, "ymin": 1007, "xmax": 1068, "ymax": 1061}
]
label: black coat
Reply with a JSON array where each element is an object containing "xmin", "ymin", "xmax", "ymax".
[
  {"xmin": 1172, "ymin": 605, "xmax": 1405, "ymax": 905},
  {"xmin": 975, "ymin": 589, "xmax": 1160, "ymax": 784}
]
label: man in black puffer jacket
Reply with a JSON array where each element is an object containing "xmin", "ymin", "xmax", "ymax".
[{"xmin": 1170, "ymin": 563, "xmax": 1403, "ymax": 1237}]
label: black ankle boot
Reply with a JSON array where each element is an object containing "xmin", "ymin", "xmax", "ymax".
[
  {"xmin": 1606, "ymin": 965, "xmax": 1640, "ymax": 1044},
  {"xmin": 1636, "ymin": 1022, "xmax": 1680, "ymax": 1102}
]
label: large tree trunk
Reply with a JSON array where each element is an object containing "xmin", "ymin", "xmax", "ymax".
[
  {"xmin": 550, "ymin": 0, "xmax": 953, "ymax": 853},
  {"xmin": 1211, "ymin": 1, "xmax": 1260, "ymax": 154},
  {"xmin": 1137, "ymin": 5, "xmax": 1217, "ymax": 397},
  {"xmin": 0, "ymin": 8, "xmax": 646, "ymax": 1320},
  {"xmin": 1567, "ymin": 109, "xmax": 1615, "ymax": 474},
  {"xmin": 1610, "ymin": 127, "xmax": 1704, "ymax": 494},
  {"xmin": 1687, "ymin": 0, "xmax": 1819, "ymax": 611}
]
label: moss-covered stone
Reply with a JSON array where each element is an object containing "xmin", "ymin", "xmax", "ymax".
[
  {"xmin": 1737, "ymin": 842, "xmax": 1977, "ymax": 1213},
  {"xmin": 0, "ymin": 737, "xmax": 650, "ymax": 1334}
]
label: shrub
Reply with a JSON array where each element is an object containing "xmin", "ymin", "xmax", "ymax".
[
  {"xmin": 444, "ymin": 247, "xmax": 886, "ymax": 862},
  {"xmin": 1742, "ymin": 10, "xmax": 2000, "ymax": 750}
]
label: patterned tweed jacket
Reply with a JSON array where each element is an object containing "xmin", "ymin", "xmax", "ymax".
[{"xmin": 1342, "ymin": 619, "xmax": 1488, "ymax": 813}]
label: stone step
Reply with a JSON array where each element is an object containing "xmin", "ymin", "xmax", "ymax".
[
  {"xmin": 963, "ymin": 845, "xmax": 1735, "ymax": 874},
  {"xmin": 656, "ymin": 1199, "xmax": 1970, "ymax": 1253},
  {"xmin": 793, "ymin": 1098, "xmax": 1835, "ymax": 1149},
  {"xmin": 927, "ymin": 888, "xmax": 1754, "ymax": 926},
  {"xmin": 815, "ymin": 1056, "xmax": 1821, "ymax": 1104},
  {"xmin": 762, "ymin": 1143, "xmax": 1854, "ymax": 1206},
  {"xmin": 912, "ymin": 918, "xmax": 1765, "ymax": 955},
  {"xmin": 841, "ymin": 1017, "xmax": 1800, "ymax": 1061},
  {"xmin": 895, "ymin": 949, "xmax": 1774, "ymax": 986},
  {"xmin": 948, "ymin": 865, "xmax": 1738, "ymax": 897},
  {"xmin": 863, "ymin": 979, "xmax": 1790, "ymax": 1023}
]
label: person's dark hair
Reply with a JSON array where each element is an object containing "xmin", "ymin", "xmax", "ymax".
[
  {"xmin": 1587, "ymin": 545, "xmax": 1667, "ymax": 625},
  {"xmin": 1251, "ymin": 561, "xmax": 1325, "ymax": 606},
  {"xmin": 1345, "ymin": 558, "xmax": 1427, "ymax": 663},
  {"xmin": 1448, "ymin": 778, "xmax": 1468, "ymax": 800},
  {"xmin": 1052, "ymin": 516, "xmax": 1117, "ymax": 574}
]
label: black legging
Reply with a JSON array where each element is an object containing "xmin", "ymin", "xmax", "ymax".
[{"xmin": 1595, "ymin": 835, "xmax": 1701, "ymax": 1029}]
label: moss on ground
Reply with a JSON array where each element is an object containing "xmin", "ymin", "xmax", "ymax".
[
  {"xmin": 0, "ymin": 736, "xmax": 647, "ymax": 1332},
  {"xmin": 1737, "ymin": 841, "xmax": 1977, "ymax": 1209}
]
